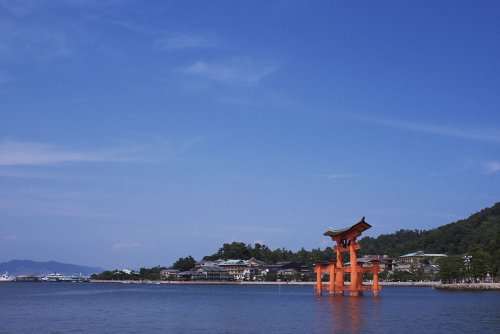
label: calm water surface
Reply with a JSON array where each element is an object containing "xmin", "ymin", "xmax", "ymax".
[{"xmin": 0, "ymin": 283, "xmax": 498, "ymax": 333}]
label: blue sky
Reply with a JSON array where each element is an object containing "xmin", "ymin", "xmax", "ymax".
[{"xmin": 1, "ymin": 1, "xmax": 499, "ymax": 269}]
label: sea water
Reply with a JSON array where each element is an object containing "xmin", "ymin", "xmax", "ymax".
[{"xmin": 0, "ymin": 283, "xmax": 498, "ymax": 333}]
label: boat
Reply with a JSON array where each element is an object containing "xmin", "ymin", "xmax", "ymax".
[
  {"xmin": 43, "ymin": 273, "xmax": 66, "ymax": 282},
  {"xmin": 16, "ymin": 275, "xmax": 43, "ymax": 282},
  {"xmin": 0, "ymin": 272, "xmax": 15, "ymax": 282},
  {"xmin": 42, "ymin": 273, "xmax": 90, "ymax": 282}
]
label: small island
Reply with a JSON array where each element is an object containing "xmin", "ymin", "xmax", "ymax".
[{"xmin": 87, "ymin": 203, "xmax": 499, "ymax": 291}]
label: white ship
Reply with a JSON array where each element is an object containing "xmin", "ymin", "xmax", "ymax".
[
  {"xmin": 42, "ymin": 273, "xmax": 90, "ymax": 282},
  {"xmin": 0, "ymin": 272, "xmax": 16, "ymax": 282},
  {"xmin": 43, "ymin": 273, "xmax": 67, "ymax": 282}
]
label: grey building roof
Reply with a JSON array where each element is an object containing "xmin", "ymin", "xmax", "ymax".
[
  {"xmin": 198, "ymin": 265, "xmax": 227, "ymax": 273},
  {"xmin": 400, "ymin": 251, "xmax": 446, "ymax": 258}
]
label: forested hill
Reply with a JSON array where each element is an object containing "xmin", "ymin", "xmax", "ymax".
[
  {"xmin": 359, "ymin": 202, "xmax": 500, "ymax": 259},
  {"xmin": 200, "ymin": 203, "xmax": 499, "ymax": 268}
]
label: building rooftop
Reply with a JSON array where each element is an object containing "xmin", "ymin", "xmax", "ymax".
[
  {"xmin": 219, "ymin": 259, "xmax": 248, "ymax": 266},
  {"xmin": 400, "ymin": 251, "xmax": 446, "ymax": 258},
  {"xmin": 345, "ymin": 258, "xmax": 382, "ymax": 266},
  {"xmin": 249, "ymin": 257, "xmax": 268, "ymax": 265},
  {"xmin": 198, "ymin": 265, "xmax": 227, "ymax": 273},
  {"xmin": 177, "ymin": 270, "xmax": 198, "ymax": 276}
]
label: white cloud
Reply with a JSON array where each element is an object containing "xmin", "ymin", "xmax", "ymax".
[
  {"xmin": 0, "ymin": 141, "xmax": 129, "ymax": 166},
  {"xmin": 0, "ymin": 138, "xmax": 202, "ymax": 167},
  {"xmin": 180, "ymin": 59, "xmax": 278, "ymax": 87},
  {"xmin": 155, "ymin": 35, "xmax": 217, "ymax": 51},
  {"xmin": 358, "ymin": 116, "xmax": 500, "ymax": 144},
  {"xmin": 484, "ymin": 161, "xmax": 500, "ymax": 174}
]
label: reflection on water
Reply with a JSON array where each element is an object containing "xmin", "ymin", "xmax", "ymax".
[{"xmin": 315, "ymin": 294, "xmax": 382, "ymax": 334}]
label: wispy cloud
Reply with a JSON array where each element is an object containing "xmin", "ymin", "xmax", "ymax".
[
  {"xmin": 0, "ymin": 21, "xmax": 72, "ymax": 61},
  {"xmin": 0, "ymin": 169, "xmax": 63, "ymax": 179},
  {"xmin": 426, "ymin": 159, "xmax": 500, "ymax": 177},
  {"xmin": 155, "ymin": 34, "xmax": 217, "ymax": 51},
  {"xmin": 0, "ymin": 141, "xmax": 130, "ymax": 166},
  {"xmin": 180, "ymin": 59, "xmax": 278, "ymax": 87},
  {"xmin": 484, "ymin": 161, "xmax": 500, "ymax": 174},
  {"xmin": 103, "ymin": 18, "xmax": 162, "ymax": 35},
  {"xmin": 105, "ymin": 18, "xmax": 218, "ymax": 51},
  {"xmin": 0, "ymin": 138, "xmax": 202, "ymax": 167},
  {"xmin": 2, "ymin": 235, "xmax": 21, "ymax": 241},
  {"xmin": 357, "ymin": 116, "xmax": 500, "ymax": 144},
  {"xmin": 426, "ymin": 165, "xmax": 471, "ymax": 177}
]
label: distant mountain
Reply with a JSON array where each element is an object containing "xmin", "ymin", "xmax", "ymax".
[{"xmin": 0, "ymin": 260, "xmax": 103, "ymax": 276}]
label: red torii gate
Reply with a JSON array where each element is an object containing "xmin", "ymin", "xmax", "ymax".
[{"xmin": 314, "ymin": 217, "xmax": 381, "ymax": 297}]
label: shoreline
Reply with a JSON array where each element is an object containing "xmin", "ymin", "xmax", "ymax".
[
  {"xmin": 89, "ymin": 280, "xmax": 499, "ymax": 290},
  {"xmin": 10, "ymin": 279, "xmax": 498, "ymax": 290},
  {"xmin": 90, "ymin": 280, "xmax": 440, "ymax": 287},
  {"xmin": 434, "ymin": 283, "xmax": 500, "ymax": 291}
]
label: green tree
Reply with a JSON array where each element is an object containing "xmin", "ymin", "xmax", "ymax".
[
  {"xmin": 204, "ymin": 242, "xmax": 252, "ymax": 260},
  {"xmin": 252, "ymin": 243, "xmax": 275, "ymax": 263},
  {"xmin": 438, "ymin": 256, "xmax": 464, "ymax": 284},
  {"xmin": 469, "ymin": 250, "xmax": 490, "ymax": 282},
  {"xmin": 139, "ymin": 266, "xmax": 165, "ymax": 280},
  {"xmin": 91, "ymin": 270, "xmax": 140, "ymax": 281},
  {"xmin": 392, "ymin": 270, "xmax": 418, "ymax": 282},
  {"xmin": 172, "ymin": 256, "xmax": 196, "ymax": 271}
]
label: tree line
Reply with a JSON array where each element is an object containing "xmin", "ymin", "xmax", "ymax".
[
  {"xmin": 91, "ymin": 243, "xmax": 334, "ymax": 281},
  {"xmin": 92, "ymin": 202, "xmax": 499, "ymax": 281},
  {"xmin": 438, "ymin": 247, "xmax": 492, "ymax": 283},
  {"xmin": 202, "ymin": 242, "xmax": 333, "ymax": 265}
]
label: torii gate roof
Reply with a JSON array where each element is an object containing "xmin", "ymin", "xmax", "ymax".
[{"xmin": 323, "ymin": 217, "xmax": 372, "ymax": 239}]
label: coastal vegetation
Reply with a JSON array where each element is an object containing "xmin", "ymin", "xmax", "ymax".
[
  {"xmin": 172, "ymin": 256, "xmax": 197, "ymax": 271},
  {"xmin": 359, "ymin": 202, "xmax": 500, "ymax": 278},
  {"xmin": 91, "ymin": 266, "xmax": 167, "ymax": 281},
  {"xmin": 438, "ymin": 249, "xmax": 492, "ymax": 284},
  {"xmin": 202, "ymin": 242, "xmax": 333, "ymax": 265}
]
